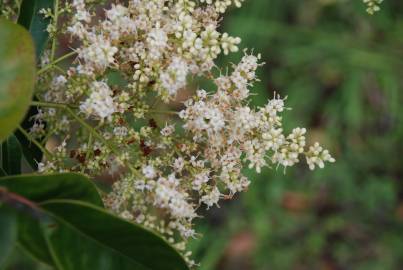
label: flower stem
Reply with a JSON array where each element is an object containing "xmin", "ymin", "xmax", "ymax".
[
  {"xmin": 17, "ymin": 126, "xmax": 52, "ymax": 160},
  {"xmin": 81, "ymin": 133, "xmax": 93, "ymax": 173},
  {"xmin": 37, "ymin": 51, "xmax": 77, "ymax": 75},
  {"xmin": 50, "ymin": 0, "xmax": 59, "ymax": 62},
  {"xmin": 31, "ymin": 100, "xmax": 78, "ymax": 109},
  {"xmin": 30, "ymin": 101, "xmax": 142, "ymax": 177},
  {"xmin": 64, "ymin": 107, "xmax": 142, "ymax": 176},
  {"xmin": 148, "ymin": 110, "xmax": 178, "ymax": 115}
]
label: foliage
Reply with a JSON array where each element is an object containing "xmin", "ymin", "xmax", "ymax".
[
  {"xmin": 0, "ymin": 19, "xmax": 35, "ymax": 141},
  {"xmin": 17, "ymin": 0, "xmax": 54, "ymax": 58},
  {"xmin": 0, "ymin": 173, "xmax": 188, "ymax": 269}
]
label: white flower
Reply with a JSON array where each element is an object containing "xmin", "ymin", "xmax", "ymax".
[
  {"xmin": 201, "ymin": 187, "xmax": 220, "ymax": 208},
  {"xmin": 182, "ymin": 101, "xmax": 225, "ymax": 134},
  {"xmin": 306, "ymin": 142, "xmax": 336, "ymax": 170},
  {"xmin": 106, "ymin": 4, "xmax": 128, "ymax": 21},
  {"xmin": 103, "ymin": 4, "xmax": 137, "ymax": 40},
  {"xmin": 262, "ymin": 128, "xmax": 285, "ymax": 151},
  {"xmin": 244, "ymin": 139, "xmax": 266, "ymax": 173},
  {"xmin": 363, "ymin": 0, "xmax": 383, "ymax": 14},
  {"xmin": 147, "ymin": 26, "xmax": 168, "ymax": 60},
  {"xmin": 113, "ymin": 127, "xmax": 128, "ymax": 137},
  {"xmin": 233, "ymin": 107, "xmax": 259, "ymax": 132},
  {"xmin": 79, "ymin": 36, "xmax": 118, "ymax": 71},
  {"xmin": 72, "ymin": 0, "xmax": 91, "ymax": 23},
  {"xmin": 142, "ymin": 165, "xmax": 157, "ymax": 179},
  {"xmin": 38, "ymin": 161, "xmax": 56, "ymax": 173},
  {"xmin": 220, "ymin": 32, "xmax": 241, "ymax": 55},
  {"xmin": 67, "ymin": 22, "xmax": 88, "ymax": 39},
  {"xmin": 265, "ymin": 95, "xmax": 285, "ymax": 116},
  {"xmin": 200, "ymin": 0, "xmax": 245, "ymax": 13},
  {"xmin": 230, "ymin": 53, "xmax": 261, "ymax": 100},
  {"xmin": 154, "ymin": 178, "xmax": 195, "ymax": 219},
  {"xmin": 80, "ymin": 81, "xmax": 116, "ymax": 120},
  {"xmin": 161, "ymin": 124, "xmax": 175, "ymax": 136},
  {"xmin": 75, "ymin": 9, "xmax": 91, "ymax": 22},
  {"xmin": 192, "ymin": 172, "xmax": 210, "ymax": 191},
  {"xmin": 51, "ymin": 75, "xmax": 67, "ymax": 90},
  {"xmin": 120, "ymin": 210, "xmax": 133, "ymax": 220},
  {"xmin": 160, "ymin": 57, "xmax": 189, "ymax": 96},
  {"xmin": 173, "ymin": 157, "xmax": 185, "ymax": 172},
  {"xmin": 197, "ymin": 89, "xmax": 207, "ymax": 99}
]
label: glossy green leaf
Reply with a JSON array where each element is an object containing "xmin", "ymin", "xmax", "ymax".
[
  {"xmin": 17, "ymin": 213, "xmax": 54, "ymax": 266},
  {"xmin": 0, "ymin": 173, "xmax": 103, "ymax": 207},
  {"xmin": 1, "ymin": 134, "xmax": 22, "ymax": 175},
  {"xmin": 0, "ymin": 206, "xmax": 17, "ymax": 268},
  {"xmin": 0, "ymin": 173, "xmax": 103, "ymax": 266},
  {"xmin": 0, "ymin": 19, "xmax": 36, "ymax": 142},
  {"xmin": 17, "ymin": 0, "xmax": 54, "ymax": 58},
  {"xmin": 40, "ymin": 200, "xmax": 189, "ymax": 270}
]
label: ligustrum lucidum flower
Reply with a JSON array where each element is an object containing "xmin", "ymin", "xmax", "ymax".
[
  {"xmin": 29, "ymin": 0, "xmax": 335, "ymax": 266},
  {"xmin": 363, "ymin": 0, "xmax": 383, "ymax": 14}
]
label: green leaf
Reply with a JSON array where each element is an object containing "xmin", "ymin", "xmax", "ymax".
[
  {"xmin": 40, "ymin": 200, "xmax": 189, "ymax": 270},
  {"xmin": 0, "ymin": 19, "xmax": 36, "ymax": 143},
  {"xmin": 0, "ymin": 206, "xmax": 17, "ymax": 268},
  {"xmin": 0, "ymin": 173, "xmax": 103, "ymax": 207},
  {"xmin": 0, "ymin": 173, "xmax": 103, "ymax": 265},
  {"xmin": 1, "ymin": 134, "xmax": 22, "ymax": 175},
  {"xmin": 1, "ymin": 180, "xmax": 188, "ymax": 270},
  {"xmin": 17, "ymin": 213, "xmax": 54, "ymax": 266},
  {"xmin": 17, "ymin": 0, "xmax": 54, "ymax": 58}
]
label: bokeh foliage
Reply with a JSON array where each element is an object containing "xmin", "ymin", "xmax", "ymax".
[{"xmin": 190, "ymin": 1, "xmax": 403, "ymax": 269}]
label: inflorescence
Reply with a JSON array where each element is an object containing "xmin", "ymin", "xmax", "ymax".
[
  {"xmin": 22, "ymin": 0, "xmax": 335, "ymax": 266},
  {"xmin": 363, "ymin": 0, "xmax": 383, "ymax": 14}
]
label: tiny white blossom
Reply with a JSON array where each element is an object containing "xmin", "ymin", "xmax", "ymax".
[
  {"xmin": 79, "ymin": 36, "xmax": 118, "ymax": 71},
  {"xmin": 161, "ymin": 124, "xmax": 175, "ymax": 136},
  {"xmin": 160, "ymin": 57, "xmax": 189, "ymax": 96},
  {"xmin": 201, "ymin": 187, "xmax": 220, "ymax": 208},
  {"xmin": 142, "ymin": 165, "xmax": 157, "ymax": 179},
  {"xmin": 80, "ymin": 81, "xmax": 116, "ymax": 120}
]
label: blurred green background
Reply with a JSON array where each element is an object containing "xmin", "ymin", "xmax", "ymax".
[{"xmin": 189, "ymin": 1, "xmax": 403, "ymax": 270}]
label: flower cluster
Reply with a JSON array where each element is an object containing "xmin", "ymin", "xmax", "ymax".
[
  {"xmin": 0, "ymin": 0, "xmax": 19, "ymax": 20},
  {"xmin": 29, "ymin": 0, "xmax": 335, "ymax": 266},
  {"xmin": 363, "ymin": 0, "xmax": 383, "ymax": 14},
  {"xmin": 66, "ymin": 0, "xmax": 242, "ymax": 103}
]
